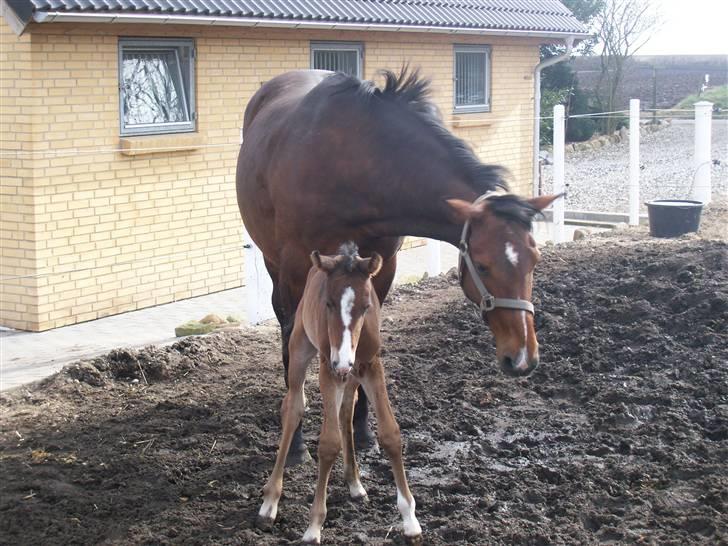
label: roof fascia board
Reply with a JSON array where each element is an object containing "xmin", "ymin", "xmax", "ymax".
[{"xmin": 33, "ymin": 11, "xmax": 590, "ymax": 39}]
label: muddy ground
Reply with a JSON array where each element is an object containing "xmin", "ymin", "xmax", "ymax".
[{"xmin": 1, "ymin": 231, "xmax": 727, "ymax": 545}]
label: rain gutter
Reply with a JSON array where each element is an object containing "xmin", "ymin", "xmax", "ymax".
[{"xmin": 32, "ymin": 11, "xmax": 590, "ymax": 40}]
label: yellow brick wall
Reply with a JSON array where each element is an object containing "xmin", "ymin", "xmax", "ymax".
[{"xmin": 0, "ymin": 19, "xmax": 539, "ymax": 331}]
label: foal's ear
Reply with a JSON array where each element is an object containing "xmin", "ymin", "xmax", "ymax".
[
  {"xmin": 526, "ymin": 193, "xmax": 564, "ymax": 212},
  {"xmin": 310, "ymin": 250, "xmax": 336, "ymax": 272},
  {"xmin": 359, "ymin": 253, "xmax": 383, "ymax": 277},
  {"xmin": 446, "ymin": 198, "xmax": 487, "ymax": 223}
]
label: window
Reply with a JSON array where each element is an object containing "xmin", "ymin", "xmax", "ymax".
[
  {"xmin": 310, "ymin": 42, "xmax": 363, "ymax": 78},
  {"xmin": 454, "ymin": 45, "xmax": 491, "ymax": 112},
  {"xmin": 119, "ymin": 38, "xmax": 196, "ymax": 136}
]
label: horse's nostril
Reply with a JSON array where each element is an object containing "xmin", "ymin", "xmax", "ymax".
[{"xmin": 502, "ymin": 356, "xmax": 514, "ymax": 370}]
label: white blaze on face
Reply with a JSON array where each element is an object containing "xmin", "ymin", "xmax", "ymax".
[
  {"xmin": 505, "ymin": 242, "xmax": 519, "ymax": 267},
  {"xmin": 332, "ymin": 286, "xmax": 355, "ymax": 371}
]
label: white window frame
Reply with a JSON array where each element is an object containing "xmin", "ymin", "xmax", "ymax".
[
  {"xmin": 453, "ymin": 44, "xmax": 492, "ymax": 113},
  {"xmin": 310, "ymin": 41, "xmax": 364, "ymax": 78},
  {"xmin": 118, "ymin": 38, "xmax": 196, "ymax": 136}
]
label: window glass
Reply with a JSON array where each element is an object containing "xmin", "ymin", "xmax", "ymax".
[
  {"xmin": 119, "ymin": 39, "xmax": 195, "ymax": 135},
  {"xmin": 454, "ymin": 46, "xmax": 490, "ymax": 111},
  {"xmin": 311, "ymin": 43, "xmax": 362, "ymax": 78}
]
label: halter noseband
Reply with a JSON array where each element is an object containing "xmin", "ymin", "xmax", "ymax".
[{"xmin": 458, "ymin": 192, "xmax": 535, "ymax": 316}]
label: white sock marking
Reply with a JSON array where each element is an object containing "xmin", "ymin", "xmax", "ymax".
[
  {"xmin": 258, "ymin": 497, "xmax": 278, "ymax": 521},
  {"xmin": 349, "ymin": 480, "xmax": 367, "ymax": 498},
  {"xmin": 302, "ymin": 524, "xmax": 321, "ymax": 544},
  {"xmin": 397, "ymin": 489, "xmax": 422, "ymax": 537},
  {"xmin": 505, "ymin": 242, "xmax": 519, "ymax": 267}
]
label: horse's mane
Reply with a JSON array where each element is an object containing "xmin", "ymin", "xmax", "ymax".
[
  {"xmin": 486, "ymin": 194, "xmax": 540, "ymax": 230},
  {"xmin": 328, "ymin": 67, "xmax": 508, "ymax": 195}
]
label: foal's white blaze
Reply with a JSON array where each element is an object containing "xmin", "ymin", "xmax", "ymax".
[
  {"xmin": 333, "ymin": 287, "xmax": 356, "ymax": 372},
  {"xmin": 396, "ymin": 489, "xmax": 422, "ymax": 537},
  {"xmin": 505, "ymin": 242, "xmax": 519, "ymax": 267}
]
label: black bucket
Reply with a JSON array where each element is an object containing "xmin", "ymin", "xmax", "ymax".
[{"xmin": 645, "ymin": 200, "xmax": 703, "ymax": 238}]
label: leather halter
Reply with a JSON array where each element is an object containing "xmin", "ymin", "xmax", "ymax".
[{"xmin": 458, "ymin": 192, "xmax": 535, "ymax": 316}]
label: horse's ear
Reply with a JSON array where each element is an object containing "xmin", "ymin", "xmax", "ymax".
[
  {"xmin": 364, "ymin": 253, "xmax": 383, "ymax": 278},
  {"xmin": 526, "ymin": 193, "xmax": 564, "ymax": 212},
  {"xmin": 446, "ymin": 198, "xmax": 487, "ymax": 223},
  {"xmin": 311, "ymin": 250, "xmax": 336, "ymax": 272}
]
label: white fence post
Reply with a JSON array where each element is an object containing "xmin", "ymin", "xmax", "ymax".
[
  {"xmin": 425, "ymin": 238, "xmax": 441, "ymax": 277},
  {"xmin": 692, "ymin": 101, "xmax": 713, "ymax": 204},
  {"xmin": 242, "ymin": 227, "xmax": 275, "ymax": 325},
  {"xmin": 629, "ymin": 98, "xmax": 640, "ymax": 225},
  {"xmin": 552, "ymin": 104, "xmax": 565, "ymax": 243}
]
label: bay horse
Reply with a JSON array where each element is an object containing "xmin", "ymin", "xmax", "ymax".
[
  {"xmin": 257, "ymin": 243, "xmax": 421, "ymax": 544},
  {"xmin": 236, "ymin": 68, "xmax": 559, "ymax": 464}
]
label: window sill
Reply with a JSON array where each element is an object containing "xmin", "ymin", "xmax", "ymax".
[
  {"xmin": 451, "ymin": 113, "xmax": 494, "ymax": 129},
  {"xmin": 119, "ymin": 133, "xmax": 203, "ymax": 156}
]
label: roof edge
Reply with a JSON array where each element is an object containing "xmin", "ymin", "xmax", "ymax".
[
  {"xmin": 32, "ymin": 11, "xmax": 591, "ymax": 39},
  {"xmin": 1, "ymin": 0, "xmax": 34, "ymax": 35}
]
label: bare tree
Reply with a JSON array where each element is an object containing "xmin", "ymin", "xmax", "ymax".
[{"xmin": 595, "ymin": 0, "xmax": 660, "ymax": 133}]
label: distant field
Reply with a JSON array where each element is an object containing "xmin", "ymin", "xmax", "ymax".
[{"xmin": 573, "ymin": 55, "xmax": 728, "ymax": 111}]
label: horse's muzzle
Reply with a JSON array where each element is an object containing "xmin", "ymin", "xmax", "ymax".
[
  {"xmin": 499, "ymin": 354, "xmax": 539, "ymax": 377},
  {"xmin": 331, "ymin": 361, "xmax": 352, "ymax": 377}
]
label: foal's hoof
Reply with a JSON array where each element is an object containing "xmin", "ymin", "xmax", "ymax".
[
  {"xmin": 404, "ymin": 533, "xmax": 423, "ymax": 546},
  {"xmin": 255, "ymin": 515, "xmax": 276, "ymax": 531},
  {"xmin": 285, "ymin": 447, "xmax": 312, "ymax": 467},
  {"xmin": 353, "ymin": 424, "xmax": 379, "ymax": 453}
]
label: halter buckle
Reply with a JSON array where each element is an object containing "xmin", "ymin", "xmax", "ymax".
[{"xmin": 480, "ymin": 295, "xmax": 495, "ymax": 312}]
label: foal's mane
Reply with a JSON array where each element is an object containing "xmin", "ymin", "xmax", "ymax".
[
  {"xmin": 324, "ymin": 68, "xmax": 538, "ymax": 229},
  {"xmin": 337, "ymin": 241, "xmax": 360, "ymax": 273}
]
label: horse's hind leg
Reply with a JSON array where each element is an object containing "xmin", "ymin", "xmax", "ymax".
[
  {"xmin": 257, "ymin": 325, "xmax": 315, "ymax": 529},
  {"xmin": 302, "ymin": 361, "xmax": 344, "ymax": 544},
  {"xmin": 359, "ymin": 356, "xmax": 422, "ymax": 545},
  {"xmin": 340, "ymin": 378, "xmax": 366, "ymax": 500}
]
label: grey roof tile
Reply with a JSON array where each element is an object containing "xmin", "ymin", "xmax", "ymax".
[{"xmin": 24, "ymin": 0, "xmax": 589, "ymax": 34}]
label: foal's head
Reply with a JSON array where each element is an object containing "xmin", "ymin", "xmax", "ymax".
[
  {"xmin": 311, "ymin": 243, "xmax": 383, "ymax": 377},
  {"xmin": 448, "ymin": 194, "xmax": 560, "ymax": 377}
]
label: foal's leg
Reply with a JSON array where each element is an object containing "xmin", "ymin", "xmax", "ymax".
[
  {"xmin": 354, "ymin": 254, "xmax": 397, "ymax": 451},
  {"xmin": 257, "ymin": 325, "xmax": 315, "ymax": 528},
  {"xmin": 302, "ymin": 362, "xmax": 345, "ymax": 544},
  {"xmin": 340, "ymin": 378, "xmax": 367, "ymax": 500},
  {"xmin": 360, "ymin": 356, "xmax": 422, "ymax": 544}
]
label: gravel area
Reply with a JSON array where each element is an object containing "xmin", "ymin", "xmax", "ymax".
[{"xmin": 542, "ymin": 120, "xmax": 728, "ymax": 213}]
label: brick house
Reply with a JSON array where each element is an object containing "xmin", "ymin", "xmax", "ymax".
[{"xmin": 0, "ymin": 0, "xmax": 586, "ymax": 331}]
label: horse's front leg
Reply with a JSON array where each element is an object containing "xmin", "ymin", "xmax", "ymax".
[
  {"xmin": 271, "ymin": 270, "xmax": 310, "ymax": 467},
  {"xmin": 359, "ymin": 356, "xmax": 422, "ymax": 545},
  {"xmin": 303, "ymin": 360, "xmax": 344, "ymax": 544},
  {"xmin": 340, "ymin": 377, "xmax": 367, "ymax": 500},
  {"xmin": 257, "ymin": 325, "xmax": 315, "ymax": 529}
]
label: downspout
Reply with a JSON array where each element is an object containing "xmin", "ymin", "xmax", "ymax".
[{"xmin": 533, "ymin": 36, "xmax": 575, "ymax": 196}]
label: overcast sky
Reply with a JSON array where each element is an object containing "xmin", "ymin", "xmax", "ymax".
[{"xmin": 630, "ymin": 0, "xmax": 728, "ymax": 55}]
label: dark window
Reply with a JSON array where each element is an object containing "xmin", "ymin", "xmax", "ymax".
[
  {"xmin": 311, "ymin": 42, "xmax": 363, "ymax": 78},
  {"xmin": 119, "ymin": 38, "xmax": 196, "ymax": 136},
  {"xmin": 454, "ymin": 45, "xmax": 491, "ymax": 112}
]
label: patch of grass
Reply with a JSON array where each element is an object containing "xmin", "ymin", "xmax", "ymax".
[{"xmin": 676, "ymin": 85, "xmax": 728, "ymax": 111}]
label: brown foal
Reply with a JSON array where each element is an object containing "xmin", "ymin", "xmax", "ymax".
[{"xmin": 257, "ymin": 243, "xmax": 422, "ymax": 545}]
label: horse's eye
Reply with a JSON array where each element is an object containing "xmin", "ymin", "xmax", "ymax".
[
  {"xmin": 476, "ymin": 263, "xmax": 489, "ymax": 276},
  {"xmin": 326, "ymin": 301, "xmax": 334, "ymax": 310},
  {"xmin": 364, "ymin": 303, "xmax": 372, "ymax": 311}
]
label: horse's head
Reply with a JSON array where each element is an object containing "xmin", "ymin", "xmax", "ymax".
[
  {"xmin": 311, "ymin": 243, "xmax": 383, "ymax": 377},
  {"xmin": 447, "ymin": 193, "xmax": 560, "ymax": 377}
]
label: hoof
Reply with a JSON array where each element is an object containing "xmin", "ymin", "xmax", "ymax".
[
  {"xmin": 255, "ymin": 515, "xmax": 275, "ymax": 531},
  {"xmin": 404, "ymin": 533, "xmax": 423, "ymax": 546},
  {"xmin": 285, "ymin": 447, "xmax": 312, "ymax": 467}
]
